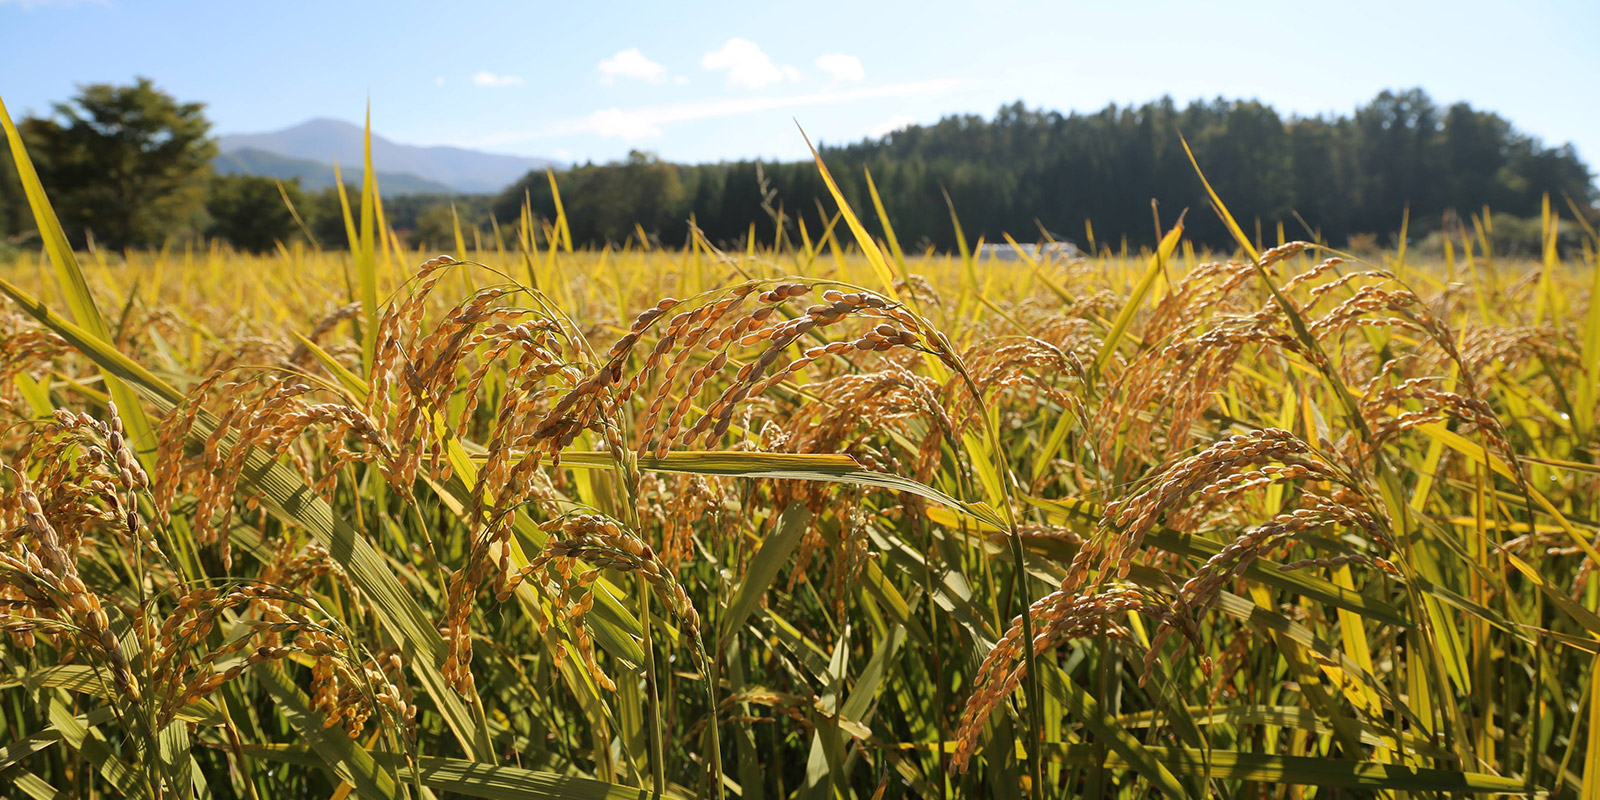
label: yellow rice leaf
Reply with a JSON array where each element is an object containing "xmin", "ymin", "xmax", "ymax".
[{"xmin": 799, "ymin": 125, "xmax": 900, "ymax": 304}]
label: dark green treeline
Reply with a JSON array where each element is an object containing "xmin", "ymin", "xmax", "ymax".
[{"xmin": 496, "ymin": 89, "xmax": 1595, "ymax": 252}]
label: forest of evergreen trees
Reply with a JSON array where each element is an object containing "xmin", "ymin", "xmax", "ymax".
[
  {"xmin": 495, "ymin": 89, "xmax": 1596, "ymax": 252},
  {"xmin": 3, "ymin": 87, "xmax": 1592, "ymax": 257}
]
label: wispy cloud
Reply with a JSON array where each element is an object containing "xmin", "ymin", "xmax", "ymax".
[
  {"xmin": 816, "ymin": 54, "xmax": 865, "ymax": 83},
  {"xmin": 472, "ymin": 71, "xmax": 524, "ymax": 88},
  {"xmin": 587, "ymin": 107, "xmax": 667, "ymax": 140},
  {"xmin": 701, "ymin": 38, "xmax": 800, "ymax": 89},
  {"xmin": 598, "ymin": 47, "xmax": 666, "ymax": 84},
  {"xmin": 525, "ymin": 78, "xmax": 967, "ymax": 143},
  {"xmin": 868, "ymin": 114, "xmax": 916, "ymax": 138}
]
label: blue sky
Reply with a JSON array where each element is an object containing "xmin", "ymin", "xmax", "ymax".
[{"xmin": 2, "ymin": 0, "xmax": 1597, "ymax": 170}]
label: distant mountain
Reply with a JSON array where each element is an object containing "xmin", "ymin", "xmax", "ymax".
[
  {"xmin": 213, "ymin": 147, "xmax": 455, "ymax": 195},
  {"xmin": 216, "ymin": 118, "xmax": 557, "ymax": 194}
]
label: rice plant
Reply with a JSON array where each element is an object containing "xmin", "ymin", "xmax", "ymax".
[{"xmin": 1, "ymin": 96, "xmax": 1597, "ymax": 799}]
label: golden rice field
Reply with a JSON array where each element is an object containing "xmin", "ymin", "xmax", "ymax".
[{"xmin": 2, "ymin": 119, "xmax": 1600, "ymax": 800}]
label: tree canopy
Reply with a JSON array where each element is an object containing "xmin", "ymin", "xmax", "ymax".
[
  {"xmin": 19, "ymin": 77, "xmax": 216, "ymax": 250},
  {"xmin": 204, "ymin": 174, "xmax": 304, "ymax": 253},
  {"xmin": 1, "ymin": 84, "xmax": 1592, "ymax": 256},
  {"xmin": 497, "ymin": 89, "xmax": 1595, "ymax": 252}
]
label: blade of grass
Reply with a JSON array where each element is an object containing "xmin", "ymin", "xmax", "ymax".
[
  {"xmin": 0, "ymin": 274, "xmax": 493, "ymax": 762},
  {"xmin": 0, "ymin": 93, "xmax": 157, "ymax": 465},
  {"xmin": 1093, "ymin": 216, "xmax": 1184, "ymax": 375},
  {"xmin": 798, "ymin": 124, "xmax": 900, "ymax": 304}
]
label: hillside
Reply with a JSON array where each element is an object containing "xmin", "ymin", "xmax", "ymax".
[
  {"xmin": 217, "ymin": 118, "xmax": 557, "ymax": 194},
  {"xmin": 212, "ymin": 147, "xmax": 455, "ymax": 194}
]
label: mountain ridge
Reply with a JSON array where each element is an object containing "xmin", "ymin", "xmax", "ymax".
[
  {"xmin": 212, "ymin": 147, "xmax": 456, "ymax": 194},
  {"xmin": 216, "ymin": 118, "xmax": 557, "ymax": 194}
]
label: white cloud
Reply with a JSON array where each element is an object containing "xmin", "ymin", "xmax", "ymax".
[
  {"xmin": 868, "ymin": 115, "xmax": 916, "ymax": 138},
  {"xmin": 529, "ymin": 78, "xmax": 966, "ymax": 143},
  {"xmin": 586, "ymin": 108, "xmax": 666, "ymax": 141},
  {"xmin": 816, "ymin": 54, "xmax": 865, "ymax": 83},
  {"xmin": 434, "ymin": 76, "xmax": 446, "ymax": 86},
  {"xmin": 674, "ymin": 75, "xmax": 691, "ymax": 86},
  {"xmin": 472, "ymin": 71, "xmax": 525, "ymax": 88},
  {"xmin": 701, "ymin": 38, "xmax": 799, "ymax": 89},
  {"xmin": 598, "ymin": 47, "xmax": 666, "ymax": 84}
]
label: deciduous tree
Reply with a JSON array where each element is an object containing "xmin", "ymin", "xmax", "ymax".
[{"xmin": 23, "ymin": 77, "xmax": 215, "ymax": 250}]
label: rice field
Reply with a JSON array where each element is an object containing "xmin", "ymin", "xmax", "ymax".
[{"xmin": 2, "ymin": 113, "xmax": 1599, "ymax": 800}]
